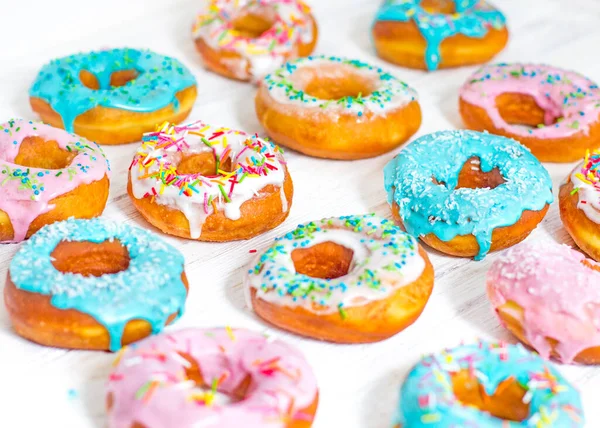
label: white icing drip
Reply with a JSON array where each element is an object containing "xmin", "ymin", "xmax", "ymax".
[
  {"xmin": 571, "ymin": 162, "xmax": 600, "ymax": 224},
  {"xmin": 130, "ymin": 122, "xmax": 287, "ymax": 238},
  {"xmin": 245, "ymin": 217, "xmax": 426, "ymax": 314},
  {"xmin": 279, "ymin": 185, "xmax": 288, "ymax": 213}
]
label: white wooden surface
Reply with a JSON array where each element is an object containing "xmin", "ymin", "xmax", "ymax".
[{"xmin": 1, "ymin": 1, "xmax": 600, "ymax": 426}]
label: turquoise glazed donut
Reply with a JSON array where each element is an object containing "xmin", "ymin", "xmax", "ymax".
[
  {"xmin": 394, "ymin": 342, "xmax": 584, "ymax": 427},
  {"xmin": 373, "ymin": 0, "xmax": 507, "ymax": 71},
  {"xmin": 6, "ymin": 218, "xmax": 188, "ymax": 351},
  {"xmin": 29, "ymin": 48, "xmax": 197, "ymax": 144},
  {"xmin": 383, "ymin": 130, "xmax": 552, "ymax": 260}
]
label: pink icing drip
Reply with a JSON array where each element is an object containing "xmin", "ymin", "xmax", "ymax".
[
  {"xmin": 460, "ymin": 63, "xmax": 600, "ymax": 139},
  {"xmin": 106, "ymin": 328, "xmax": 318, "ymax": 428},
  {"xmin": 486, "ymin": 241, "xmax": 600, "ymax": 364},
  {"xmin": 0, "ymin": 119, "xmax": 109, "ymax": 242}
]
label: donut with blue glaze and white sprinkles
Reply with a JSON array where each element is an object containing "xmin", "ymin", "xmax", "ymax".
[
  {"xmin": 384, "ymin": 130, "xmax": 553, "ymax": 260},
  {"xmin": 4, "ymin": 218, "xmax": 188, "ymax": 351},
  {"xmin": 29, "ymin": 48, "xmax": 197, "ymax": 145},
  {"xmin": 0, "ymin": 118, "xmax": 110, "ymax": 243},
  {"xmin": 128, "ymin": 121, "xmax": 292, "ymax": 241},
  {"xmin": 373, "ymin": 0, "xmax": 508, "ymax": 71},
  {"xmin": 394, "ymin": 342, "xmax": 584, "ymax": 427},
  {"xmin": 193, "ymin": 0, "xmax": 317, "ymax": 82},
  {"xmin": 244, "ymin": 214, "xmax": 434, "ymax": 343},
  {"xmin": 256, "ymin": 56, "xmax": 421, "ymax": 159},
  {"xmin": 460, "ymin": 63, "xmax": 600, "ymax": 162}
]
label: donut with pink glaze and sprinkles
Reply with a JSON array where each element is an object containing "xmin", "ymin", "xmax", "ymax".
[
  {"xmin": 0, "ymin": 118, "xmax": 110, "ymax": 243},
  {"xmin": 487, "ymin": 241, "xmax": 600, "ymax": 364},
  {"xmin": 106, "ymin": 328, "xmax": 319, "ymax": 428},
  {"xmin": 460, "ymin": 63, "xmax": 600, "ymax": 162}
]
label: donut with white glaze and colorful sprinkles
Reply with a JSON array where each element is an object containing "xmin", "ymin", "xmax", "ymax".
[
  {"xmin": 394, "ymin": 342, "xmax": 584, "ymax": 427},
  {"xmin": 4, "ymin": 218, "xmax": 189, "ymax": 351},
  {"xmin": 384, "ymin": 130, "xmax": 553, "ymax": 260},
  {"xmin": 487, "ymin": 240, "xmax": 600, "ymax": 365},
  {"xmin": 372, "ymin": 0, "xmax": 508, "ymax": 71},
  {"xmin": 559, "ymin": 150, "xmax": 600, "ymax": 261},
  {"xmin": 106, "ymin": 327, "xmax": 319, "ymax": 428},
  {"xmin": 128, "ymin": 121, "xmax": 292, "ymax": 241},
  {"xmin": 193, "ymin": 0, "xmax": 318, "ymax": 82},
  {"xmin": 460, "ymin": 63, "xmax": 600, "ymax": 162},
  {"xmin": 244, "ymin": 214, "xmax": 434, "ymax": 343},
  {"xmin": 0, "ymin": 118, "xmax": 110, "ymax": 243},
  {"xmin": 29, "ymin": 48, "xmax": 197, "ymax": 145},
  {"xmin": 255, "ymin": 56, "xmax": 421, "ymax": 160}
]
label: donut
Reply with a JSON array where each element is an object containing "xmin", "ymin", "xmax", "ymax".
[
  {"xmin": 244, "ymin": 214, "xmax": 434, "ymax": 343},
  {"xmin": 255, "ymin": 56, "xmax": 421, "ymax": 160},
  {"xmin": 0, "ymin": 118, "xmax": 110, "ymax": 243},
  {"xmin": 128, "ymin": 121, "xmax": 292, "ymax": 241},
  {"xmin": 560, "ymin": 151, "xmax": 600, "ymax": 260},
  {"xmin": 372, "ymin": 0, "xmax": 508, "ymax": 71},
  {"xmin": 4, "ymin": 218, "xmax": 188, "ymax": 351},
  {"xmin": 487, "ymin": 241, "xmax": 600, "ymax": 365},
  {"xmin": 460, "ymin": 63, "xmax": 600, "ymax": 162},
  {"xmin": 394, "ymin": 342, "xmax": 584, "ymax": 427},
  {"xmin": 193, "ymin": 0, "xmax": 318, "ymax": 82},
  {"xmin": 106, "ymin": 327, "xmax": 319, "ymax": 428},
  {"xmin": 29, "ymin": 48, "xmax": 197, "ymax": 145},
  {"xmin": 384, "ymin": 130, "xmax": 553, "ymax": 260}
]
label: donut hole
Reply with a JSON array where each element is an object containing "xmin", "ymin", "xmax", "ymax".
[
  {"xmin": 51, "ymin": 240, "xmax": 130, "ymax": 277},
  {"xmin": 176, "ymin": 152, "xmax": 234, "ymax": 176},
  {"xmin": 496, "ymin": 93, "xmax": 563, "ymax": 129},
  {"xmin": 451, "ymin": 369, "xmax": 529, "ymax": 422},
  {"xmin": 420, "ymin": 0, "xmax": 456, "ymax": 14},
  {"xmin": 13, "ymin": 136, "xmax": 77, "ymax": 170},
  {"xmin": 178, "ymin": 352, "xmax": 246, "ymax": 406},
  {"xmin": 301, "ymin": 65, "xmax": 377, "ymax": 100},
  {"xmin": 79, "ymin": 69, "xmax": 139, "ymax": 90},
  {"xmin": 291, "ymin": 241, "xmax": 354, "ymax": 279},
  {"xmin": 231, "ymin": 8, "xmax": 276, "ymax": 39},
  {"xmin": 454, "ymin": 156, "xmax": 506, "ymax": 190}
]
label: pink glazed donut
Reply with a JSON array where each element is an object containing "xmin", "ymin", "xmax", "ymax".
[
  {"xmin": 460, "ymin": 63, "xmax": 600, "ymax": 162},
  {"xmin": 486, "ymin": 241, "xmax": 600, "ymax": 364},
  {"xmin": 0, "ymin": 118, "xmax": 110, "ymax": 242},
  {"xmin": 106, "ymin": 328, "xmax": 319, "ymax": 428}
]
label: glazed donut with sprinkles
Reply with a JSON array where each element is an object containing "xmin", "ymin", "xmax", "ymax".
[
  {"xmin": 245, "ymin": 214, "xmax": 434, "ymax": 343},
  {"xmin": 256, "ymin": 56, "xmax": 421, "ymax": 159},
  {"xmin": 106, "ymin": 328, "xmax": 319, "ymax": 428},
  {"xmin": 560, "ymin": 150, "xmax": 600, "ymax": 260},
  {"xmin": 4, "ymin": 218, "xmax": 188, "ymax": 351},
  {"xmin": 128, "ymin": 121, "xmax": 292, "ymax": 241},
  {"xmin": 372, "ymin": 0, "xmax": 508, "ymax": 71},
  {"xmin": 29, "ymin": 48, "xmax": 197, "ymax": 145},
  {"xmin": 460, "ymin": 63, "xmax": 600, "ymax": 162},
  {"xmin": 0, "ymin": 118, "xmax": 110, "ymax": 243},
  {"xmin": 193, "ymin": 0, "xmax": 318, "ymax": 82},
  {"xmin": 395, "ymin": 342, "xmax": 584, "ymax": 427}
]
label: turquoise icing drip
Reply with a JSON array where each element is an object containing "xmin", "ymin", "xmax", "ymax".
[
  {"xmin": 383, "ymin": 130, "xmax": 553, "ymax": 260},
  {"xmin": 29, "ymin": 48, "xmax": 196, "ymax": 133},
  {"xmin": 9, "ymin": 218, "xmax": 187, "ymax": 351},
  {"xmin": 374, "ymin": 0, "xmax": 506, "ymax": 70},
  {"xmin": 395, "ymin": 342, "xmax": 584, "ymax": 427}
]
